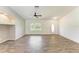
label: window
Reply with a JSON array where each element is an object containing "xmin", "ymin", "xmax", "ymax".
[{"xmin": 51, "ymin": 24, "xmax": 54, "ymax": 32}]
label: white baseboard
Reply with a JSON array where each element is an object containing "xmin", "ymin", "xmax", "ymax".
[
  {"xmin": 15, "ymin": 34, "xmax": 25, "ymax": 40},
  {"xmin": 0, "ymin": 39, "xmax": 8, "ymax": 43},
  {"xmin": 25, "ymin": 33, "xmax": 57, "ymax": 35},
  {"xmin": 59, "ymin": 34, "xmax": 79, "ymax": 43}
]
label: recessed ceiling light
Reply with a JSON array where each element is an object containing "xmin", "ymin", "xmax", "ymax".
[{"xmin": 0, "ymin": 12, "xmax": 15, "ymax": 20}]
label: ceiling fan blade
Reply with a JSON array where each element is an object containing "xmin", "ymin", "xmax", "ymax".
[
  {"xmin": 38, "ymin": 15, "xmax": 42, "ymax": 16},
  {"xmin": 34, "ymin": 12, "xmax": 36, "ymax": 16}
]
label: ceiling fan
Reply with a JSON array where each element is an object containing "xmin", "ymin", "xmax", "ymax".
[{"xmin": 34, "ymin": 6, "xmax": 42, "ymax": 18}]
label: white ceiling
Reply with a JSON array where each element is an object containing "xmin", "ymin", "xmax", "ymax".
[{"xmin": 9, "ymin": 6, "xmax": 76, "ymax": 20}]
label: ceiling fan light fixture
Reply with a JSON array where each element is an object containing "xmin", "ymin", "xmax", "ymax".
[
  {"xmin": 52, "ymin": 16, "xmax": 58, "ymax": 20},
  {"xmin": 34, "ymin": 6, "xmax": 42, "ymax": 18}
]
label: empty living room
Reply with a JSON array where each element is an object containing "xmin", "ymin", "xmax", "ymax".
[{"xmin": 0, "ymin": 6, "xmax": 79, "ymax": 53}]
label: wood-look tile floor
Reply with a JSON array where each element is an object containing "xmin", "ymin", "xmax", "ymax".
[{"xmin": 0, "ymin": 34, "xmax": 79, "ymax": 53}]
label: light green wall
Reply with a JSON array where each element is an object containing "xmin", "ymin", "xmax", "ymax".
[
  {"xmin": 25, "ymin": 19, "xmax": 59, "ymax": 34},
  {"xmin": 60, "ymin": 7, "xmax": 79, "ymax": 43}
]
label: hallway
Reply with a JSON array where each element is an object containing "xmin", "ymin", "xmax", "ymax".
[{"xmin": 0, "ymin": 34, "xmax": 79, "ymax": 53}]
